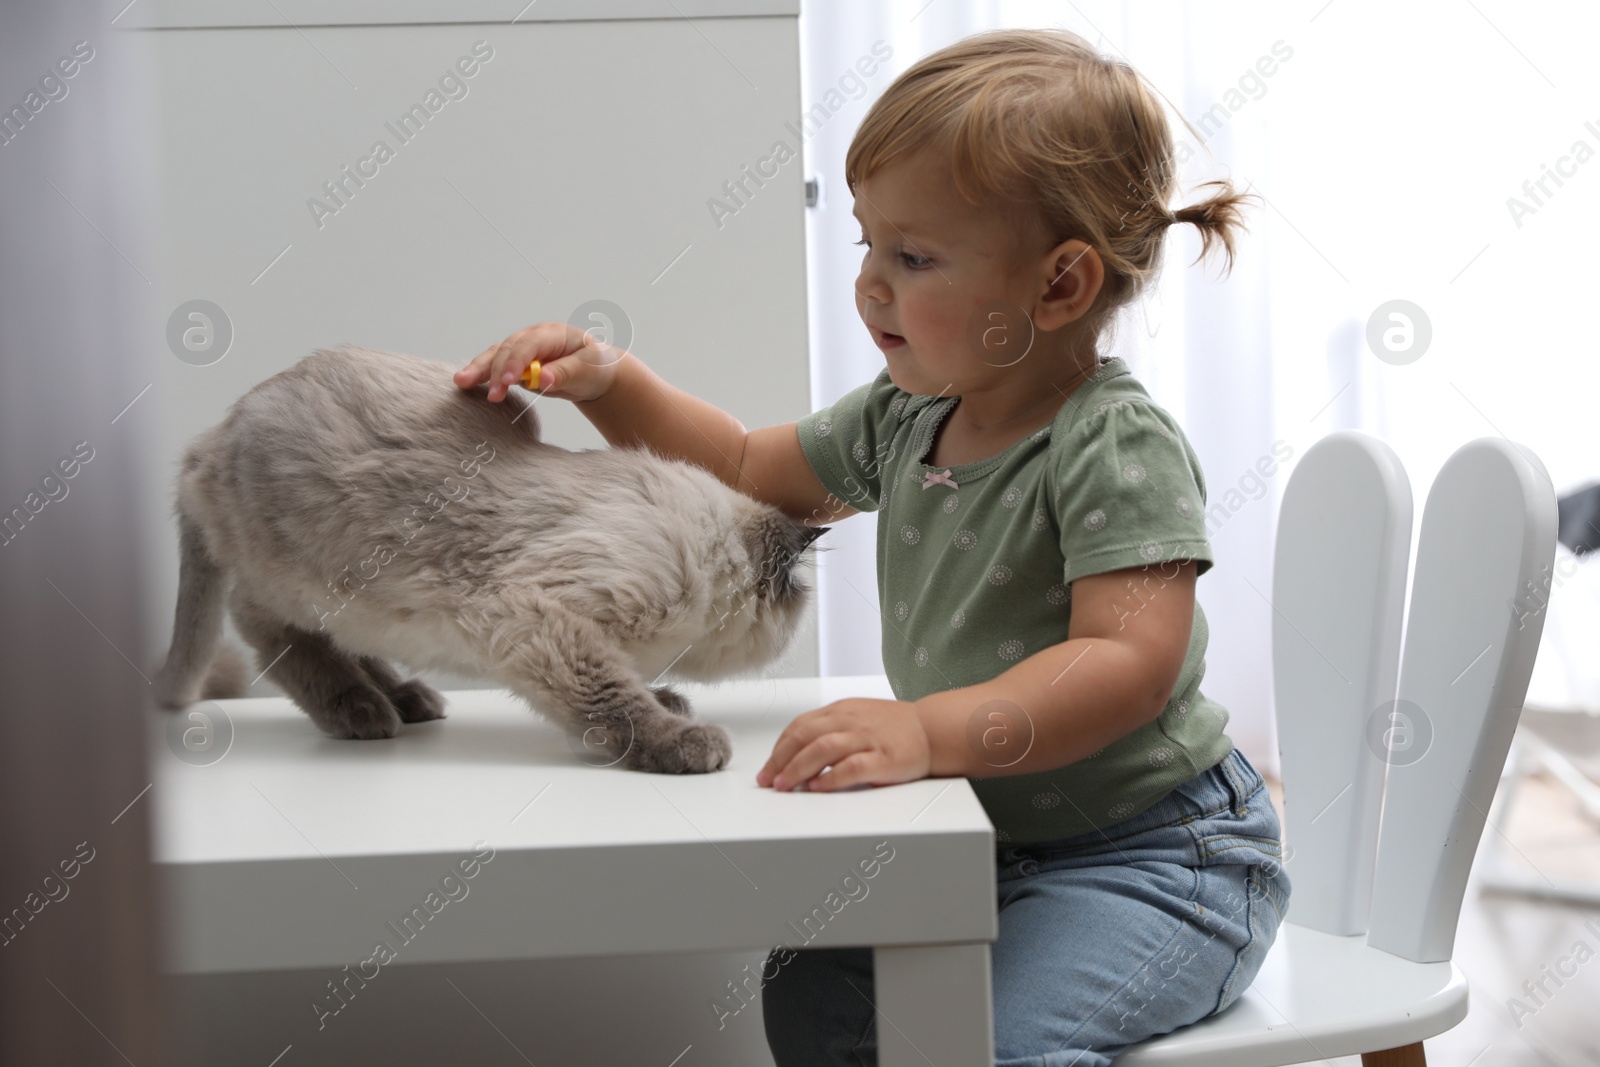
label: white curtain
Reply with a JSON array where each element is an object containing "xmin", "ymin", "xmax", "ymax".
[{"xmin": 798, "ymin": 0, "xmax": 1600, "ymax": 780}]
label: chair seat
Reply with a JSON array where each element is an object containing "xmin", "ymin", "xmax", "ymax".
[{"xmin": 1113, "ymin": 921, "xmax": 1468, "ymax": 1066}]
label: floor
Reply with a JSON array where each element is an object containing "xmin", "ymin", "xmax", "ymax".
[{"xmin": 1258, "ymin": 719, "xmax": 1600, "ymax": 1067}]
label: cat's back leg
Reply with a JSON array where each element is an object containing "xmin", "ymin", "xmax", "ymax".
[
  {"xmin": 229, "ymin": 593, "xmax": 403, "ymax": 740},
  {"xmin": 357, "ymin": 655, "xmax": 447, "ymax": 724}
]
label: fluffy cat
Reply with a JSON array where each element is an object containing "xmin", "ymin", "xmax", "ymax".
[{"xmin": 151, "ymin": 343, "xmax": 827, "ymax": 774}]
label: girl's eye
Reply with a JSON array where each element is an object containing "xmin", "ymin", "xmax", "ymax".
[{"xmin": 854, "ymin": 237, "xmax": 932, "ymax": 270}]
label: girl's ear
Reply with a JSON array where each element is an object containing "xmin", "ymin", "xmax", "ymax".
[{"xmin": 1034, "ymin": 238, "xmax": 1104, "ymax": 331}]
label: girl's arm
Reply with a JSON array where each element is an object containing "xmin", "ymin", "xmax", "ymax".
[
  {"xmin": 757, "ymin": 560, "xmax": 1199, "ymax": 790},
  {"xmin": 915, "ymin": 560, "xmax": 1198, "ymax": 778},
  {"xmin": 579, "ymin": 353, "xmax": 858, "ymax": 525},
  {"xmin": 453, "ymin": 322, "xmax": 852, "ymax": 524}
]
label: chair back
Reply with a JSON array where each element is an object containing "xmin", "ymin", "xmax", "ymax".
[
  {"xmin": 1366, "ymin": 438, "xmax": 1557, "ymax": 963},
  {"xmin": 1272, "ymin": 431, "xmax": 1413, "ymax": 936}
]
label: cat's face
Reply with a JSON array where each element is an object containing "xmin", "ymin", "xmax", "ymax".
[
  {"xmin": 675, "ymin": 507, "xmax": 828, "ymax": 679},
  {"xmin": 745, "ymin": 511, "xmax": 829, "ymax": 608}
]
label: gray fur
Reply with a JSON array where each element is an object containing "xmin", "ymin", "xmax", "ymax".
[{"xmin": 151, "ymin": 344, "xmax": 827, "ymax": 773}]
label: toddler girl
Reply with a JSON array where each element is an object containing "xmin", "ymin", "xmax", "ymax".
[{"xmin": 455, "ymin": 26, "xmax": 1290, "ymax": 1066}]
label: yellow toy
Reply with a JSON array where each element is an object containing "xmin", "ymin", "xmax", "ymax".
[{"xmin": 519, "ymin": 359, "xmax": 542, "ymax": 389}]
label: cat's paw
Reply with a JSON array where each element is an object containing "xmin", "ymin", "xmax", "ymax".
[
  {"xmin": 390, "ymin": 678, "xmax": 447, "ymax": 723},
  {"xmin": 628, "ymin": 721, "xmax": 732, "ymax": 774},
  {"xmin": 322, "ymin": 686, "xmax": 403, "ymax": 740},
  {"xmin": 150, "ymin": 670, "xmax": 197, "ymax": 710},
  {"xmin": 650, "ymin": 685, "xmax": 694, "ymax": 717}
]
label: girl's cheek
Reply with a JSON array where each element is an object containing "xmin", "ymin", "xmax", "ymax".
[{"xmin": 928, "ymin": 305, "xmax": 966, "ymax": 342}]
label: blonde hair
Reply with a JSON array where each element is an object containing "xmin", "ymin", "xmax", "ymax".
[{"xmin": 845, "ymin": 27, "xmax": 1257, "ymax": 344}]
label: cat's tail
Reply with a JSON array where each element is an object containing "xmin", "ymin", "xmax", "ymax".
[{"xmin": 151, "ymin": 512, "xmax": 249, "ymax": 707}]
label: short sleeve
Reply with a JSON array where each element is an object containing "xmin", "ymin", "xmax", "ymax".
[
  {"xmin": 1051, "ymin": 398, "xmax": 1213, "ymax": 582},
  {"xmin": 795, "ymin": 368, "xmax": 906, "ymax": 514}
]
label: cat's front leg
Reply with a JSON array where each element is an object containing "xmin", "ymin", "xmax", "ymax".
[
  {"xmin": 544, "ymin": 672, "xmax": 730, "ymax": 774},
  {"xmin": 465, "ymin": 596, "xmax": 730, "ymax": 773},
  {"xmin": 551, "ymin": 667, "xmax": 730, "ymax": 775},
  {"xmin": 650, "ymin": 685, "xmax": 695, "ymax": 718}
]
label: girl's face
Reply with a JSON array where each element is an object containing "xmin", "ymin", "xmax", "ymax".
[{"xmin": 852, "ymin": 149, "xmax": 1044, "ymax": 398}]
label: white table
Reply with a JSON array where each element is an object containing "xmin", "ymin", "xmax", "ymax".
[{"xmin": 149, "ymin": 673, "xmax": 998, "ymax": 1066}]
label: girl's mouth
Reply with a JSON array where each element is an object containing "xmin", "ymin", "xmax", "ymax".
[{"xmin": 875, "ymin": 330, "xmax": 906, "ymax": 350}]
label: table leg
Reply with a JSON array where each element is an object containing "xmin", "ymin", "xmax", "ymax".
[{"xmin": 873, "ymin": 941, "xmax": 994, "ymax": 1067}]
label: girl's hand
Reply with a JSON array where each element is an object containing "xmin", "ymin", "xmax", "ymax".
[
  {"xmin": 453, "ymin": 322, "xmax": 625, "ymax": 403},
  {"xmin": 756, "ymin": 698, "xmax": 932, "ymax": 792}
]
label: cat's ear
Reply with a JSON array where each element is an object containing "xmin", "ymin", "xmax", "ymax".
[
  {"xmin": 799, "ymin": 524, "xmax": 830, "ymax": 548},
  {"xmin": 776, "ymin": 518, "xmax": 828, "ymax": 558},
  {"xmin": 743, "ymin": 513, "xmax": 827, "ymax": 601}
]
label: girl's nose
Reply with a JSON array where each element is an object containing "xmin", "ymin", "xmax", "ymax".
[
  {"xmin": 855, "ymin": 250, "xmax": 888, "ymax": 304},
  {"xmin": 855, "ymin": 272, "xmax": 889, "ymax": 307}
]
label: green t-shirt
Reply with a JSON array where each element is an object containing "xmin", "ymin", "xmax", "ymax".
[{"xmin": 796, "ymin": 356, "xmax": 1235, "ymax": 844}]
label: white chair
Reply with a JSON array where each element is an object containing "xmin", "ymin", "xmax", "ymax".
[{"xmin": 1116, "ymin": 431, "xmax": 1557, "ymax": 1067}]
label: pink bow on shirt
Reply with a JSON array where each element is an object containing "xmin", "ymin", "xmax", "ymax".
[{"xmin": 922, "ymin": 468, "xmax": 958, "ymax": 490}]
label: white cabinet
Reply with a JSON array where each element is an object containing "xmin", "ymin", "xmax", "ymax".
[
  {"xmin": 131, "ymin": 0, "xmax": 818, "ymax": 688},
  {"xmin": 130, "ymin": 8, "xmax": 808, "ymax": 1060}
]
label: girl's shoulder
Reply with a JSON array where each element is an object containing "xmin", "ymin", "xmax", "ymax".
[{"xmin": 1047, "ymin": 357, "xmax": 1186, "ymax": 446}]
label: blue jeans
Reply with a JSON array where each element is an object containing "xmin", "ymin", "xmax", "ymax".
[{"xmin": 760, "ymin": 748, "xmax": 1291, "ymax": 1067}]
